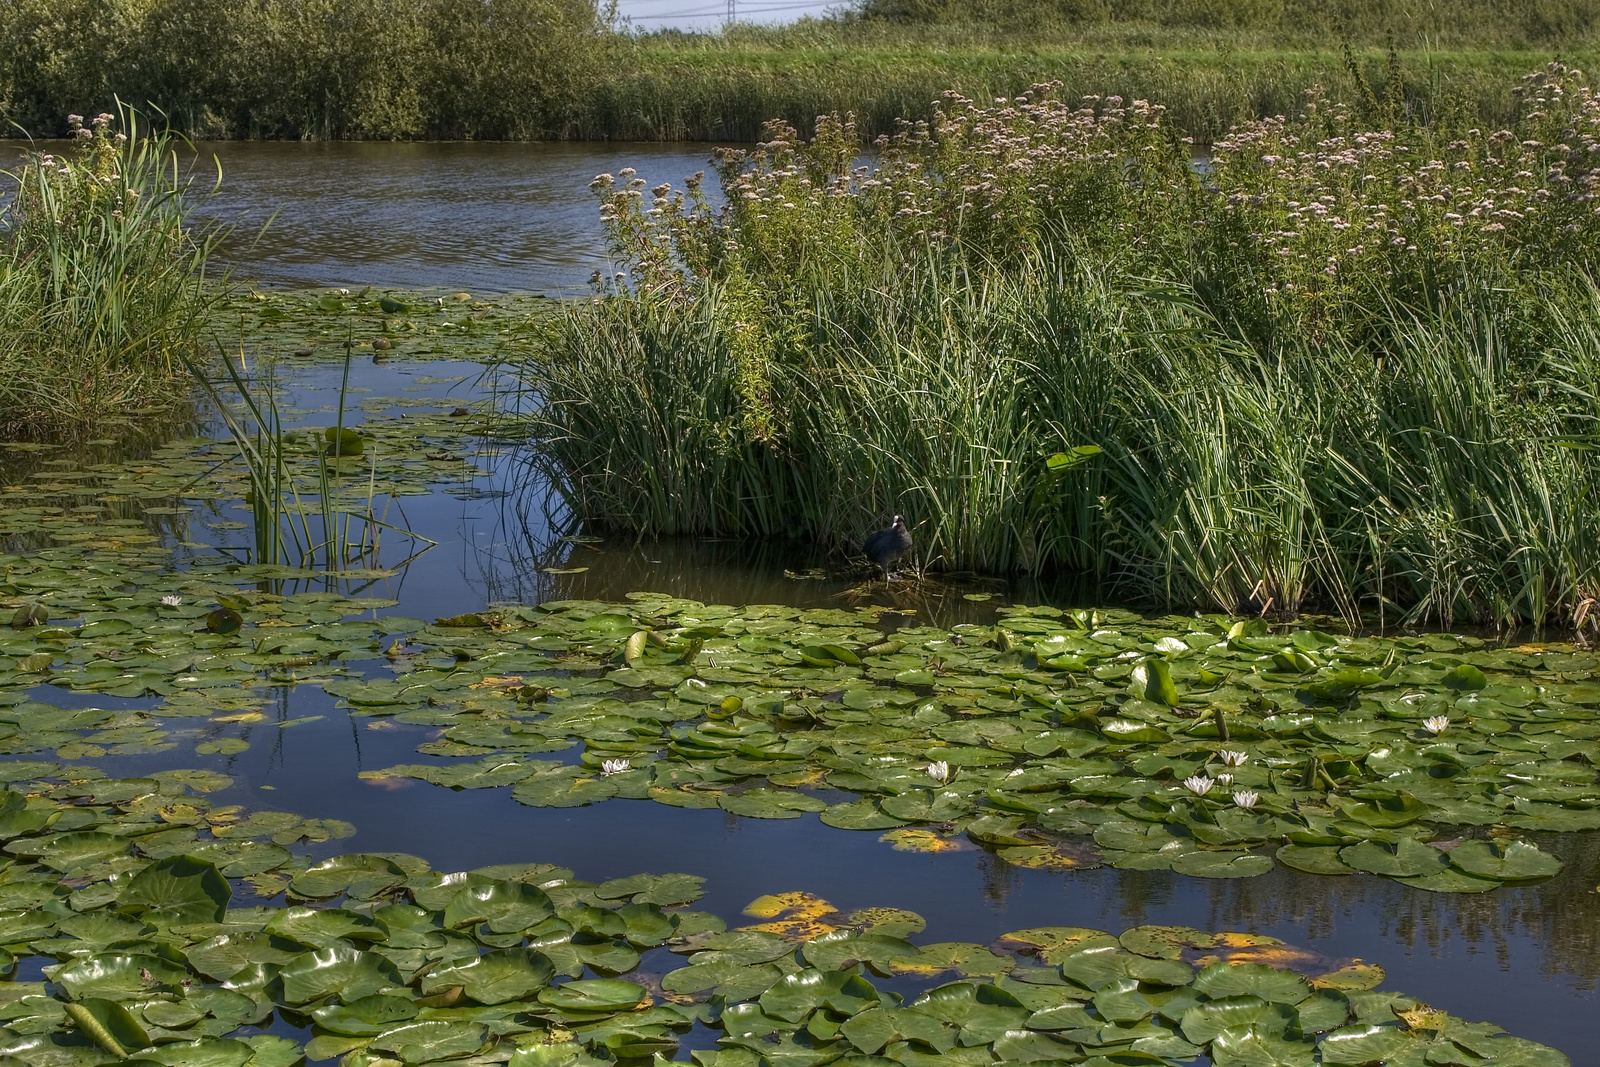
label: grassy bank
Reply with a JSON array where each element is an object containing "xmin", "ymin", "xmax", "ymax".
[
  {"xmin": 0, "ymin": 112, "xmax": 217, "ymax": 438},
  {"xmin": 526, "ymin": 63, "xmax": 1600, "ymax": 628},
  {"xmin": 588, "ymin": 39, "xmax": 1596, "ymax": 141},
  {"xmin": 4, "ymin": 0, "xmax": 1600, "ymax": 140}
]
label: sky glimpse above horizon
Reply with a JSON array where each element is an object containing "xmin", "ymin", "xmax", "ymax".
[{"xmin": 613, "ymin": 0, "xmax": 840, "ymax": 31}]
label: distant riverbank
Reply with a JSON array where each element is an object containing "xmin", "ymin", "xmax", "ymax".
[{"xmin": 3, "ymin": 0, "xmax": 1597, "ymax": 142}]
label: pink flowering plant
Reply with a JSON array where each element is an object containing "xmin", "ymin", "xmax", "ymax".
[
  {"xmin": 537, "ymin": 64, "xmax": 1600, "ymax": 627},
  {"xmin": 594, "ymin": 62, "xmax": 1600, "ymax": 337},
  {"xmin": 1209, "ymin": 64, "xmax": 1600, "ymax": 330}
]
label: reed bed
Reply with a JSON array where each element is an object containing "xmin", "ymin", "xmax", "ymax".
[
  {"xmin": 526, "ymin": 63, "xmax": 1600, "ymax": 628},
  {"xmin": 0, "ymin": 111, "xmax": 219, "ymax": 438}
]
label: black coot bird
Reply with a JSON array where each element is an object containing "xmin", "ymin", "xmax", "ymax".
[{"xmin": 864, "ymin": 515, "xmax": 913, "ymax": 579}]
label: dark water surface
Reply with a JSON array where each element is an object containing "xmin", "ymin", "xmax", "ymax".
[
  {"xmin": 190, "ymin": 141, "xmax": 725, "ymax": 293},
  {"xmin": 15, "ymin": 356, "xmax": 1593, "ymax": 1059}
]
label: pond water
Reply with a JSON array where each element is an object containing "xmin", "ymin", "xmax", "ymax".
[
  {"xmin": 4, "ymin": 349, "xmax": 1595, "ymax": 1060},
  {"xmin": 190, "ymin": 142, "xmax": 725, "ymax": 294},
  {"xmin": 0, "ymin": 141, "xmax": 1595, "ymax": 1062}
]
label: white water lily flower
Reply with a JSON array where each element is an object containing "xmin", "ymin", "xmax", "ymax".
[
  {"xmin": 1216, "ymin": 773, "xmax": 1234, "ymax": 787},
  {"xmin": 1233, "ymin": 790, "xmax": 1260, "ymax": 810},
  {"xmin": 1183, "ymin": 775, "xmax": 1214, "ymax": 796},
  {"xmin": 600, "ymin": 758, "xmax": 630, "ymax": 776},
  {"xmin": 1422, "ymin": 715, "xmax": 1450, "ymax": 736},
  {"xmin": 1218, "ymin": 749, "xmax": 1248, "ymax": 767},
  {"xmin": 926, "ymin": 761, "xmax": 951, "ymax": 784},
  {"xmin": 159, "ymin": 595, "xmax": 181, "ymax": 607}
]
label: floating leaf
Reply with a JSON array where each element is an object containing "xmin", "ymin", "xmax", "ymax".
[
  {"xmin": 1445, "ymin": 839, "xmax": 1562, "ymax": 882},
  {"xmin": 537, "ymin": 979, "xmax": 648, "ymax": 1012},
  {"xmin": 422, "ymin": 948, "xmax": 554, "ymax": 1004},
  {"xmin": 1130, "ymin": 658, "xmax": 1180, "ymax": 706},
  {"xmin": 121, "ymin": 856, "xmax": 230, "ymax": 927},
  {"xmin": 63, "ymin": 998, "xmax": 150, "ymax": 1057},
  {"xmin": 278, "ymin": 944, "xmax": 404, "ymax": 1004}
]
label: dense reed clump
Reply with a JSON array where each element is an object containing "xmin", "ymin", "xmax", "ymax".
[
  {"xmin": 0, "ymin": 111, "xmax": 219, "ymax": 438},
  {"xmin": 528, "ymin": 63, "xmax": 1600, "ymax": 628}
]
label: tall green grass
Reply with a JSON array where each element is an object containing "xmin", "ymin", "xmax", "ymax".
[
  {"xmin": 584, "ymin": 40, "xmax": 1582, "ymax": 142},
  {"xmin": 526, "ymin": 65, "xmax": 1600, "ymax": 628},
  {"xmin": 851, "ymin": 0, "xmax": 1599, "ymax": 47},
  {"xmin": 0, "ymin": 110, "xmax": 219, "ymax": 438}
]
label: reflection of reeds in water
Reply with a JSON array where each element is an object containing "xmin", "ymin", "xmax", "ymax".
[
  {"xmin": 963, "ymin": 828, "xmax": 1600, "ymax": 996},
  {"xmin": 477, "ymin": 472, "xmax": 1093, "ymax": 628}
]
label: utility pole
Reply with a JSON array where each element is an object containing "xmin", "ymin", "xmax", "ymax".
[{"xmin": 726, "ymin": 0, "xmax": 735, "ymax": 26}]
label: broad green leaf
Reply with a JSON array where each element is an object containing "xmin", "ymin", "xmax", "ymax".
[
  {"xmin": 278, "ymin": 944, "xmax": 404, "ymax": 1004},
  {"xmin": 121, "ymin": 856, "xmax": 230, "ymax": 927},
  {"xmin": 1445, "ymin": 839, "xmax": 1562, "ymax": 882},
  {"xmin": 310, "ymin": 993, "xmax": 419, "ymax": 1036},
  {"xmin": 1192, "ymin": 964, "xmax": 1311, "ymax": 1004},
  {"xmin": 537, "ymin": 979, "xmax": 649, "ymax": 1012},
  {"xmin": 290, "ymin": 854, "xmax": 408, "ymax": 900}
]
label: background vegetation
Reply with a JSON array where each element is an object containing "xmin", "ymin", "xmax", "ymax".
[
  {"xmin": 0, "ymin": 111, "xmax": 217, "ymax": 437},
  {"xmin": 5, "ymin": 0, "xmax": 1600, "ymax": 140},
  {"xmin": 528, "ymin": 64, "xmax": 1600, "ymax": 628}
]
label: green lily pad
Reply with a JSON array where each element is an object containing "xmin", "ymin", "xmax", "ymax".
[
  {"xmin": 443, "ymin": 880, "xmax": 556, "ymax": 932},
  {"xmin": 278, "ymin": 943, "xmax": 404, "ymax": 1004},
  {"xmin": 1275, "ymin": 845, "xmax": 1356, "ymax": 876},
  {"xmin": 537, "ymin": 979, "xmax": 649, "ymax": 1012},
  {"xmin": 422, "ymin": 948, "xmax": 554, "ymax": 1004},
  {"xmin": 1180, "ymin": 995, "xmax": 1298, "ymax": 1043},
  {"xmin": 759, "ymin": 969, "xmax": 882, "ymax": 1021},
  {"xmin": 62, "ymin": 997, "xmax": 150, "ymax": 1058},
  {"xmin": 718, "ymin": 789, "xmax": 829, "ymax": 819},
  {"xmin": 126, "ymin": 1038, "xmax": 255, "ymax": 1067},
  {"xmin": 53, "ymin": 953, "xmax": 191, "ymax": 998},
  {"xmin": 370, "ymin": 1019, "xmax": 485, "ymax": 1062},
  {"xmin": 290, "ymin": 854, "xmax": 408, "ymax": 900},
  {"xmin": 1059, "ymin": 947, "xmax": 1194, "ymax": 990},
  {"xmin": 1339, "ymin": 838, "xmax": 1448, "ymax": 878},
  {"xmin": 1319, "ymin": 1023, "xmax": 1420, "ymax": 1064},
  {"xmin": 120, "ymin": 856, "xmax": 230, "ymax": 927},
  {"xmin": 1209, "ymin": 1026, "xmax": 1317, "ymax": 1066},
  {"xmin": 1192, "ymin": 963, "xmax": 1311, "ymax": 1004},
  {"xmin": 1445, "ymin": 839, "xmax": 1562, "ymax": 882},
  {"xmin": 310, "ymin": 993, "xmax": 419, "ymax": 1036}
]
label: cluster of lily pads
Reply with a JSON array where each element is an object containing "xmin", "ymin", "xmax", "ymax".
[
  {"xmin": 223, "ymin": 288, "xmax": 552, "ymax": 368},
  {"xmin": 309, "ymin": 596, "xmax": 1595, "ymax": 893},
  {"xmin": 0, "ymin": 383, "xmax": 1593, "ymax": 898},
  {"xmin": 0, "ymin": 764, "xmax": 1569, "ymax": 1067}
]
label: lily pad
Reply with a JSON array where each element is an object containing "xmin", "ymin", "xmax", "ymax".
[{"xmin": 1445, "ymin": 839, "xmax": 1562, "ymax": 882}]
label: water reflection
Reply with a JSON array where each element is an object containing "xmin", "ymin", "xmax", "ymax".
[{"xmin": 188, "ymin": 141, "xmax": 726, "ymax": 293}]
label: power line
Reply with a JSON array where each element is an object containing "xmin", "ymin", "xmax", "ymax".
[
  {"xmin": 625, "ymin": 0, "xmax": 824, "ymax": 16},
  {"xmin": 626, "ymin": 2, "xmax": 823, "ymax": 17}
]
